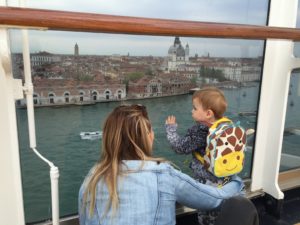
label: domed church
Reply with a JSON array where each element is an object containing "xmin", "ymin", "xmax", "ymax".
[{"xmin": 167, "ymin": 37, "xmax": 189, "ymax": 71}]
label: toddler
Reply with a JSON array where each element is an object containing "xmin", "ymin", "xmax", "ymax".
[{"xmin": 165, "ymin": 87, "xmax": 235, "ymax": 225}]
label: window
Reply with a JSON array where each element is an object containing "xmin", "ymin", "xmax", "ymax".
[
  {"xmin": 281, "ymin": 1, "xmax": 300, "ymax": 172},
  {"xmin": 64, "ymin": 92, "xmax": 70, "ymax": 103},
  {"xmin": 92, "ymin": 91, "xmax": 97, "ymax": 101},
  {"xmin": 280, "ymin": 71, "xmax": 300, "ymax": 171},
  {"xmin": 13, "ymin": 34, "xmax": 264, "ymax": 223},
  {"xmin": 49, "ymin": 93, "xmax": 54, "ymax": 104},
  {"xmin": 33, "ymin": 94, "xmax": 38, "ymax": 105},
  {"xmin": 9, "ymin": 0, "xmax": 269, "ymax": 223},
  {"xmin": 79, "ymin": 92, "xmax": 84, "ymax": 102},
  {"xmin": 105, "ymin": 90, "xmax": 110, "ymax": 100},
  {"xmin": 117, "ymin": 90, "xmax": 122, "ymax": 99}
]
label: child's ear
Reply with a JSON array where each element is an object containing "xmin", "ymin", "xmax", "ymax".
[{"xmin": 207, "ymin": 109, "xmax": 214, "ymax": 118}]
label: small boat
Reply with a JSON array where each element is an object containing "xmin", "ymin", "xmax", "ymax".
[
  {"xmin": 238, "ymin": 111, "xmax": 257, "ymax": 116},
  {"xmin": 284, "ymin": 127, "xmax": 300, "ymax": 136},
  {"xmin": 189, "ymin": 87, "xmax": 201, "ymax": 94},
  {"xmin": 80, "ymin": 131, "xmax": 102, "ymax": 140}
]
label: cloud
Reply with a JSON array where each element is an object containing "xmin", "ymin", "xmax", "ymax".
[
  {"xmin": 8, "ymin": 0, "xmax": 268, "ymax": 24},
  {"xmin": 10, "ymin": 29, "xmax": 264, "ymax": 58},
  {"xmin": 8, "ymin": 0, "xmax": 268, "ymax": 57}
]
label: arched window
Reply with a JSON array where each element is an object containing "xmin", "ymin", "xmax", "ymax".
[
  {"xmin": 92, "ymin": 91, "xmax": 97, "ymax": 101},
  {"xmin": 64, "ymin": 92, "xmax": 70, "ymax": 103},
  {"xmin": 79, "ymin": 92, "xmax": 84, "ymax": 102},
  {"xmin": 49, "ymin": 93, "xmax": 54, "ymax": 104},
  {"xmin": 33, "ymin": 94, "xmax": 38, "ymax": 105},
  {"xmin": 117, "ymin": 90, "xmax": 122, "ymax": 99},
  {"xmin": 105, "ymin": 90, "xmax": 110, "ymax": 100}
]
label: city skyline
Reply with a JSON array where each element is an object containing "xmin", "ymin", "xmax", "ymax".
[{"xmin": 10, "ymin": 32, "xmax": 265, "ymax": 58}]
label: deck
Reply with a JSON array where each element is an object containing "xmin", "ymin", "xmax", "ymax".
[{"xmin": 176, "ymin": 186, "xmax": 300, "ymax": 225}]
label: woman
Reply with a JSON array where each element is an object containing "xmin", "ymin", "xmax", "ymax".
[{"xmin": 78, "ymin": 104, "xmax": 244, "ymax": 225}]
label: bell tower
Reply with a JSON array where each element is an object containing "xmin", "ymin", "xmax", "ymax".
[{"xmin": 74, "ymin": 43, "xmax": 79, "ymax": 56}]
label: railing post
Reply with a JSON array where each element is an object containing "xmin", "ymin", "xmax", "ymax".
[
  {"xmin": 0, "ymin": 28, "xmax": 26, "ymax": 225},
  {"xmin": 251, "ymin": 0, "xmax": 298, "ymax": 199}
]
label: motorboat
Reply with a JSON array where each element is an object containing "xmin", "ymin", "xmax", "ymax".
[
  {"xmin": 80, "ymin": 131, "xmax": 102, "ymax": 140},
  {"xmin": 284, "ymin": 127, "xmax": 300, "ymax": 136}
]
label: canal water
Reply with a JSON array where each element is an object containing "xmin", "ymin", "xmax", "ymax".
[{"xmin": 17, "ymin": 77, "xmax": 300, "ymax": 222}]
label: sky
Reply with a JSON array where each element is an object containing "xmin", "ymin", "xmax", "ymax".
[{"xmin": 5, "ymin": 0, "xmax": 296, "ymax": 57}]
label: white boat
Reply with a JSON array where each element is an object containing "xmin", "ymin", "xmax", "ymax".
[
  {"xmin": 238, "ymin": 111, "xmax": 257, "ymax": 116},
  {"xmin": 80, "ymin": 131, "xmax": 102, "ymax": 140},
  {"xmin": 284, "ymin": 127, "xmax": 300, "ymax": 136}
]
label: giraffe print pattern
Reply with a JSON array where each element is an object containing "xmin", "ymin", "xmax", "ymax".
[{"xmin": 203, "ymin": 122, "xmax": 247, "ymax": 177}]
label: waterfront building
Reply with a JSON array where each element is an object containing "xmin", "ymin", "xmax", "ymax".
[
  {"xmin": 128, "ymin": 76, "xmax": 162, "ymax": 98},
  {"xmin": 127, "ymin": 73, "xmax": 194, "ymax": 98},
  {"xmin": 17, "ymin": 78, "xmax": 126, "ymax": 107},
  {"xmin": 215, "ymin": 59, "xmax": 262, "ymax": 82},
  {"xmin": 161, "ymin": 73, "xmax": 195, "ymax": 95},
  {"xmin": 30, "ymin": 51, "xmax": 61, "ymax": 66},
  {"xmin": 197, "ymin": 57, "xmax": 262, "ymax": 83},
  {"xmin": 240, "ymin": 58, "xmax": 262, "ymax": 82}
]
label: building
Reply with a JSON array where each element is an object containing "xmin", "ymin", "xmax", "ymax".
[
  {"xmin": 166, "ymin": 37, "xmax": 190, "ymax": 71},
  {"xmin": 30, "ymin": 51, "xmax": 60, "ymax": 66},
  {"xmin": 17, "ymin": 78, "xmax": 126, "ymax": 107},
  {"xmin": 74, "ymin": 43, "xmax": 79, "ymax": 56}
]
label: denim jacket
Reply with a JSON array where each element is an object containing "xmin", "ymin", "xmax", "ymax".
[{"xmin": 78, "ymin": 160, "xmax": 244, "ymax": 225}]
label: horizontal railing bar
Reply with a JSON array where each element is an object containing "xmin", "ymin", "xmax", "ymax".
[{"xmin": 0, "ymin": 6, "xmax": 300, "ymax": 40}]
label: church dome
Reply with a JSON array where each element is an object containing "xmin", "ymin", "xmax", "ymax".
[
  {"xmin": 168, "ymin": 45, "xmax": 177, "ymax": 54},
  {"xmin": 176, "ymin": 45, "xmax": 185, "ymax": 56},
  {"xmin": 168, "ymin": 37, "xmax": 186, "ymax": 57}
]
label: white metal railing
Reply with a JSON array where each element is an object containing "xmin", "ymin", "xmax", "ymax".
[{"xmin": 21, "ymin": 27, "xmax": 60, "ymax": 225}]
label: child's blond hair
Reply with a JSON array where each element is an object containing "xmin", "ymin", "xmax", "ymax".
[{"xmin": 192, "ymin": 87, "xmax": 227, "ymax": 120}]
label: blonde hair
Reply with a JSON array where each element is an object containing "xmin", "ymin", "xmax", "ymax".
[
  {"xmin": 192, "ymin": 87, "xmax": 227, "ymax": 119},
  {"xmin": 83, "ymin": 104, "xmax": 164, "ymax": 217}
]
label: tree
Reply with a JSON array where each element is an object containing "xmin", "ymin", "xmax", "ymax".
[
  {"xmin": 200, "ymin": 66, "xmax": 227, "ymax": 82},
  {"xmin": 123, "ymin": 72, "xmax": 144, "ymax": 92}
]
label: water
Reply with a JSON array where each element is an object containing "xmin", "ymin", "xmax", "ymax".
[{"xmin": 17, "ymin": 79, "xmax": 300, "ymax": 222}]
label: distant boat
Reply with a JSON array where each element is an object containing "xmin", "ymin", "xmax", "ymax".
[
  {"xmin": 238, "ymin": 111, "xmax": 257, "ymax": 116},
  {"xmin": 75, "ymin": 102, "xmax": 96, "ymax": 106},
  {"xmin": 80, "ymin": 131, "xmax": 102, "ymax": 140},
  {"xmin": 189, "ymin": 87, "xmax": 201, "ymax": 94},
  {"xmin": 242, "ymin": 91, "xmax": 247, "ymax": 97},
  {"xmin": 284, "ymin": 127, "xmax": 300, "ymax": 136}
]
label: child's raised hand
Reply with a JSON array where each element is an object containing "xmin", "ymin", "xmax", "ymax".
[{"xmin": 165, "ymin": 115, "xmax": 177, "ymax": 125}]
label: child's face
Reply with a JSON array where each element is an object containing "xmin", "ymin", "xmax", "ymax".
[{"xmin": 191, "ymin": 99, "xmax": 211, "ymax": 123}]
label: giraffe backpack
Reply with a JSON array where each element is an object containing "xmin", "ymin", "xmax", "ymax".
[{"xmin": 195, "ymin": 117, "xmax": 247, "ymax": 177}]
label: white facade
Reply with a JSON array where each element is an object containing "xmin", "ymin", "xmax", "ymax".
[{"xmin": 167, "ymin": 37, "xmax": 190, "ymax": 71}]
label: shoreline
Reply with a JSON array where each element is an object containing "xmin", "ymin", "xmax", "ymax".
[
  {"xmin": 16, "ymin": 92, "xmax": 190, "ymax": 109},
  {"xmin": 16, "ymin": 81, "xmax": 260, "ymax": 109}
]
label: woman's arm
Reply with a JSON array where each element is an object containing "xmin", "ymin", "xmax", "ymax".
[{"xmin": 171, "ymin": 167, "xmax": 244, "ymax": 210}]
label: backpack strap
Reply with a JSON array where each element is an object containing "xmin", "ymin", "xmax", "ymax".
[
  {"xmin": 211, "ymin": 117, "xmax": 232, "ymax": 129},
  {"xmin": 194, "ymin": 151, "xmax": 205, "ymax": 164},
  {"xmin": 207, "ymin": 117, "xmax": 232, "ymax": 145}
]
